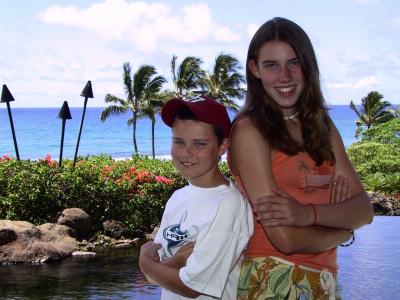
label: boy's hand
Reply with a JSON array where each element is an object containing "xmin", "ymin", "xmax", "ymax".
[
  {"xmin": 163, "ymin": 242, "xmax": 195, "ymax": 269},
  {"xmin": 139, "ymin": 242, "xmax": 162, "ymax": 285},
  {"xmin": 330, "ymin": 175, "xmax": 352, "ymax": 203},
  {"xmin": 140, "ymin": 241, "xmax": 162, "ymax": 263}
]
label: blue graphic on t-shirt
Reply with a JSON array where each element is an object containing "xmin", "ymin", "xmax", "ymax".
[{"xmin": 163, "ymin": 212, "xmax": 190, "ymax": 256}]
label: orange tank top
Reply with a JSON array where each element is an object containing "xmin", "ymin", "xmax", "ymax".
[{"xmin": 230, "ymin": 151, "xmax": 338, "ymax": 272}]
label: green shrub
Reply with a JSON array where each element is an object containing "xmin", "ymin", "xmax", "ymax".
[
  {"xmin": 0, "ymin": 154, "xmax": 232, "ymax": 237},
  {"xmin": 362, "ymin": 172, "xmax": 400, "ymax": 195},
  {"xmin": 348, "ymin": 142, "xmax": 400, "ymax": 175},
  {"xmin": 0, "ymin": 156, "xmax": 62, "ymax": 223},
  {"xmin": 0, "ymin": 155, "xmax": 178, "ymax": 236},
  {"xmin": 347, "ymin": 142, "xmax": 400, "ymax": 194},
  {"xmin": 361, "ymin": 118, "xmax": 400, "ymax": 145}
]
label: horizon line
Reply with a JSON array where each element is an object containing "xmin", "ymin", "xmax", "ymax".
[{"xmin": 0, "ymin": 104, "xmax": 357, "ymax": 109}]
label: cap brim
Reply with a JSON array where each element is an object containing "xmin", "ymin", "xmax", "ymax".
[{"xmin": 161, "ymin": 98, "xmax": 189, "ymax": 127}]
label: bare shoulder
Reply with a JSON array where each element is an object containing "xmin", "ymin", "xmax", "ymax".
[
  {"xmin": 231, "ymin": 116, "xmax": 266, "ymax": 143},
  {"xmin": 231, "ymin": 116, "xmax": 257, "ymax": 134},
  {"xmin": 230, "ymin": 116, "xmax": 270, "ymax": 156},
  {"xmin": 328, "ymin": 121, "xmax": 343, "ymax": 145},
  {"xmin": 229, "ymin": 116, "xmax": 274, "ymax": 200}
]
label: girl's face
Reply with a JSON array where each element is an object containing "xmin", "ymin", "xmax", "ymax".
[
  {"xmin": 250, "ymin": 40, "xmax": 305, "ymax": 114},
  {"xmin": 171, "ymin": 119, "xmax": 228, "ymax": 187}
]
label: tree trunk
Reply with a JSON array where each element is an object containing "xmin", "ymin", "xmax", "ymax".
[
  {"xmin": 152, "ymin": 120, "xmax": 155, "ymax": 159},
  {"xmin": 133, "ymin": 111, "xmax": 138, "ymax": 154}
]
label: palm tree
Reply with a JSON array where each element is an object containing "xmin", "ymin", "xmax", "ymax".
[
  {"xmin": 350, "ymin": 91, "xmax": 394, "ymax": 138},
  {"xmin": 101, "ymin": 63, "xmax": 166, "ymax": 155},
  {"xmin": 200, "ymin": 53, "xmax": 245, "ymax": 112},
  {"xmin": 139, "ymin": 93, "xmax": 168, "ymax": 159},
  {"xmin": 171, "ymin": 55, "xmax": 204, "ymax": 99}
]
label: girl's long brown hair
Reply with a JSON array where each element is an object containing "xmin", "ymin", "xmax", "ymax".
[{"xmin": 237, "ymin": 17, "xmax": 334, "ymax": 165}]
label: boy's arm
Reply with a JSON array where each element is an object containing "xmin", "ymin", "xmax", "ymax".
[
  {"xmin": 161, "ymin": 242, "xmax": 194, "ymax": 268},
  {"xmin": 139, "ymin": 242, "xmax": 200, "ymax": 298}
]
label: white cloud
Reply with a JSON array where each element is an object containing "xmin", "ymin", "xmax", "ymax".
[
  {"xmin": 354, "ymin": 76, "xmax": 378, "ymax": 88},
  {"xmin": 327, "ymin": 75, "xmax": 378, "ymax": 90},
  {"xmin": 212, "ymin": 26, "xmax": 241, "ymax": 42},
  {"xmin": 38, "ymin": 0, "xmax": 240, "ymax": 53},
  {"xmin": 326, "ymin": 82, "xmax": 352, "ymax": 89}
]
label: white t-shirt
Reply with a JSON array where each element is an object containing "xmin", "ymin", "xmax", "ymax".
[{"xmin": 154, "ymin": 180, "xmax": 253, "ymax": 299}]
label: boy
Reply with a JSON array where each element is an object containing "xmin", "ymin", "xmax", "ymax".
[{"xmin": 139, "ymin": 96, "xmax": 253, "ymax": 299}]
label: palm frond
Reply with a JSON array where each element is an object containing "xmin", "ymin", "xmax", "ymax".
[
  {"xmin": 104, "ymin": 94, "xmax": 127, "ymax": 105},
  {"xmin": 146, "ymin": 76, "xmax": 167, "ymax": 95},
  {"xmin": 176, "ymin": 56, "xmax": 204, "ymax": 97},
  {"xmin": 171, "ymin": 55, "xmax": 178, "ymax": 87},
  {"xmin": 123, "ymin": 63, "xmax": 133, "ymax": 100},
  {"xmin": 100, "ymin": 105, "xmax": 128, "ymax": 122},
  {"xmin": 350, "ymin": 91, "xmax": 395, "ymax": 137},
  {"xmin": 201, "ymin": 53, "xmax": 245, "ymax": 110},
  {"xmin": 133, "ymin": 65, "xmax": 157, "ymax": 98}
]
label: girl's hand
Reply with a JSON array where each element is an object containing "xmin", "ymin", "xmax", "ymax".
[
  {"xmin": 254, "ymin": 188, "xmax": 313, "ymax": 227},
  {"xmin": 330, "ymin": 175, "xmax": 352, "ymax": 203}
]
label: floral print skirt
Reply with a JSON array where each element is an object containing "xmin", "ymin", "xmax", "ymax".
[{"xmin": 237, "ymin": 256, "xmax": 341, "ymax": 300}]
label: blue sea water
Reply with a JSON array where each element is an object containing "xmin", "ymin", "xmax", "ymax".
[
  {"xmin": 0, "ymin": 105, "xmax": 358, "ymax": 160},
  {"xmin": 0, "ymin": 217, "xmax": 399, "ymax": 299}
]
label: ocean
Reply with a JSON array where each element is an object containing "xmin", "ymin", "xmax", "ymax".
[
  {"xmin": 0, "ymin": 106, "xmax": 358, "ymax": 160},
  {"xmin": 1, "ymin": 217, "xmax": 399, "ymax": 299}
]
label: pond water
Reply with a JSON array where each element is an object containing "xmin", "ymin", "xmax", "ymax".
[{"xmin": 0, "ymin": 216, "xmax": 399, "ymax": 299}]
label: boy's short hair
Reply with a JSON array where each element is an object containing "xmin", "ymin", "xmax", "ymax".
[
  {"xmin": 174, "ymin": 106, "xmax": 225, "ymax": 145},
  {"xmin": 161, "ymin": 96, "xmax": 231, "ymax": 139}
]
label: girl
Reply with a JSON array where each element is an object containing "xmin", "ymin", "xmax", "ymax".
[{"xmin": 229, "ymin": 17, "xmax": 374, "ymax": 300}]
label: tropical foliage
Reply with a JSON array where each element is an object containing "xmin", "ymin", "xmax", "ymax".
[
  {"xmin": 170, "ymin": 55, "xmax": 204, "ymax": 99},
  {"xmin": 0, "ymin": 155, "xmax": 232, "ymax": 236},
  {"xmin": 100, "ymin": 54, "xmax": 247, "ymax": 157},
  {"xmin": 350, "ymin": 91, "xmax": 394, "ymax": 138},
  {"xmin": 100, "ymin": 63, "xmax": 166, "ymax": 154},
  {"xmin": 347, "ymin": 119, "xmax": 400, "ymax": 196},
  {"xmin": 360, "ymin": 118, "xmax": 400, "ymax": 145},
  {"xmin": 200, "ymin": 53, "xmax": 246, "ymax": 111},
  {"xmin": 140, "ymin": 96, "xmax": 168, "ymax": 158}
]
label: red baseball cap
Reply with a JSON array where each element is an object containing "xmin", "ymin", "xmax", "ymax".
[{"xmin": 161, "ymin": 95, "xmax": 231, "ymax": 138}]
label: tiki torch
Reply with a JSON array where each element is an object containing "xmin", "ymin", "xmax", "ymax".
[
  {"xmin": 73, "ymin": 80, "xmax": 93, "ymax": 166},
  {"xmin": 1, "ymin": 84, "xmax": 20, "ymax": 160},
  {"xmin": 58, "ymin": 101, "xmax": 72, "ymax": 167}
]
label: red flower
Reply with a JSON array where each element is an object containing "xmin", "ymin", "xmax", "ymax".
[
  {"xmin": 126, "ymin": 166, "xmax": 137, "ymax": 175},
  {"xmin": 0, "ymin": 155, "xmax": 11, "ymax": 162},
  {"xmin": 101, "ymin": 165, "xmax": 112, "ymax": 176},
  {"xmin": 136, "ymin": 171, "xmax": 152, "ymax": 183},
  {"xmin": 155, "ymin": 175, "xmax": 173, "ymax": 185},
  {"xmin": 43, "ymin": 154, "xmax": 56, "ymax": 167}
]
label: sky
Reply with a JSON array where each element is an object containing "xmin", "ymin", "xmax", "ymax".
[{"xmin": 0, "ymin": 0, "xmax": 399, "ymax": 108}]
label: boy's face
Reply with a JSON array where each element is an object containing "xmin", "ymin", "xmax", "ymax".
[{"xmin": 171, "ymin": 119, "xmax": 227, "ymax": 187}]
